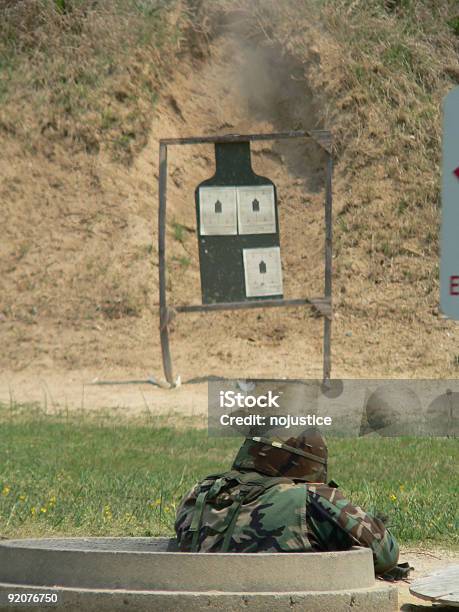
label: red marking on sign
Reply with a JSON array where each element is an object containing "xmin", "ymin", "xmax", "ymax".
[
  {"xmin": 454, "ymin": 167, "xmax": 459, "ymax": 180},
  {"xmin": 450, "ymin": 276, "xmax": 459, "ymax": 295}
]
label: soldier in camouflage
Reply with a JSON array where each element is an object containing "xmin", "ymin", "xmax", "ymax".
[{"xmin": 175, "ymin": 429, "xmax": 400, "ymax": 575}]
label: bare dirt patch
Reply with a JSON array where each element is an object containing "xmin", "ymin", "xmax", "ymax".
[{"xmin": 397, "ymin": 547, "xmax": 458, "ymax": 610}]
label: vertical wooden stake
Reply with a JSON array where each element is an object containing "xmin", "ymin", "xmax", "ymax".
[
  {"xmin": 323, "ymin": 152, "xmax": 333, "ymax": 383},
  {"xmin": 158, "ymin": 143, "xmax": 175, "ymax": 386}
]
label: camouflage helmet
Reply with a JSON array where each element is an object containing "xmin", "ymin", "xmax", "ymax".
[{"xmin": 232, "ymin": 429, "xmax": 328, "ymax": 482}]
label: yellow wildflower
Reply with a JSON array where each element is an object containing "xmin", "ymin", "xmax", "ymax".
[
  {"xmin": 389, "ymin": 494, "xmax": 397, "ymax": 502},
  {"xmin": 1, "ymin": 486, "xmax": 10, "ymax": 496},
  {"xmin": 103, "ymin": 504, "xmax": 112, "ymax": 520},
  {"xmin": 19, "ymin": 494, "xmax": 27, "ymax": 502},
  {"xmin": 40, "ymin": 507, "xmax": 47, "ymax": 513}
]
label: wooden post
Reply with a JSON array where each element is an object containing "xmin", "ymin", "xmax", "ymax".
[
  {"xmin": 323, "ymin": 151, "xmax": 333, "ymax": 383},
  {"xmin": 158, "ymin": 143, "xmax": 175, "ymax": 386}
]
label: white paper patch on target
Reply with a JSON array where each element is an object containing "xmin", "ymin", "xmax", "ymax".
[
  {"xmin": 199, "ymin": 186, "xmax": 237, "ymax": 235},
  {"xmin": 243, "ymin": 247, "xmax": 283, "ymax": 297},
  {"xmin": 237, "ymin": 185, "xmax": 276, "ymax": 234}
]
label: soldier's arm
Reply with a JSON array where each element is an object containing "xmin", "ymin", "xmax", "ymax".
[
  {"xmin": 307, "ymin": 485, "xmax": 399, "ymax": 574},
  {"xmin": 174, "ymin": 483, "xmax": 200, "ymax": 551}
]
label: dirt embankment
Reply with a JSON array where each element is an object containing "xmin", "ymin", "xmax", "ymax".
[{"xmin": 1, "ymin": 1, "xmax": 459, "ymax": 411}]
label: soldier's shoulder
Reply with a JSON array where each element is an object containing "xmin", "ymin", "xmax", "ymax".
[{"xmin": 306, "ymin": 483, "xmax": 351, "ymax": 507}]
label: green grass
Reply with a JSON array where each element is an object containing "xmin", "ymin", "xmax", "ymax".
[
  {"xmin": 0, "ymin": 403, "xmax": 457, "ymax": 546},
  {"xmin": 172, "ymin": 255, "xmax": 191, "ymax": 269},
  {"xmin": 172, "ymin": 221, "xmax": 187, "ymax": 244}
]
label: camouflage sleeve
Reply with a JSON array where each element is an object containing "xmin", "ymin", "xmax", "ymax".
[
  {"xmin": 307, "ymin": 485, "xmax": 399, "ymax": 574},
  {"xmin": 174, "ymin": 483, "xmax": 200, "ymax": 551}
]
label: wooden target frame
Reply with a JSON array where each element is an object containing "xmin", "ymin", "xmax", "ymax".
[{"xmin": 158, "ymin": 131, "xmax": 333, "ymax": 387}]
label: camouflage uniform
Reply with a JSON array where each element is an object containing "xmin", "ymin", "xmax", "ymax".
[{"xmin": 175, "ymin": 431, "xmax": 399, "ymax": 575}]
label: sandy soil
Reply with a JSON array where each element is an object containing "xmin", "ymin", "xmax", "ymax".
[{"xmin": 397, "ymin": 547, "xmax": 458, "ymax": 610}]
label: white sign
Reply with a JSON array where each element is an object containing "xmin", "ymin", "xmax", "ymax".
[
  {"xmin": 237, "ymin": 185, "xmax": 276, "ymax": 234},
  {"xmin": 243, "ymin": 247, "xmax": 283, "ymax": 297},
  {"xmin": 440, "ymin": 86, "xmax": 459, "ymax": 319},
  {"xmin": 199, "ymin": 186, "xmax": 237, "ymax": 235}
]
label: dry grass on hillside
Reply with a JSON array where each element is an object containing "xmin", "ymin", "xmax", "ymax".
[
  {"xmin": 210, "ymin": 0, "xmax": 459, "ymax": 320},
  {"xmin": 1, "ymin": 0, "xmax": 459, "ymax": 381},
  {"xmin": 0, "ymin": 0, "xmax": 208, "ymax": 163}
]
